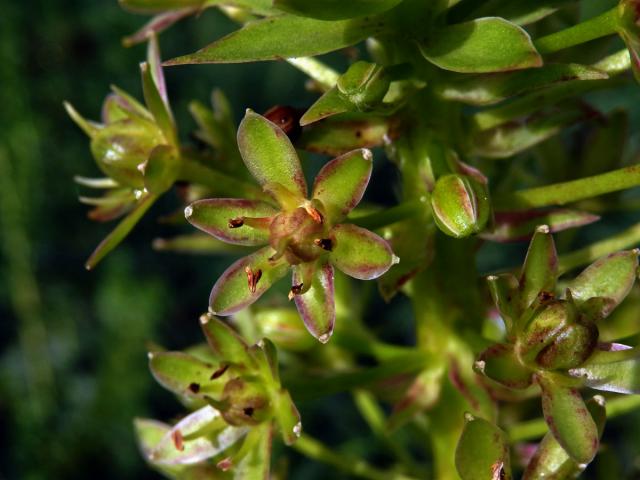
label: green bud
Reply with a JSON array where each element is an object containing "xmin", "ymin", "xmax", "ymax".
[
  {"xmin": 220, "ymin": 377, "xmax": 271, "ymax": 426},
  {"xmin": 430, "ymin": 174, "xmax": 490, "ymax": 238},
  {"xmin": 90, "ymin": 117, "xmax": 164, "ymax": 189},
  {"xmin": 536, "ymin": 320, "xmax": 598, "ymax": 370},
  {"xmin": 255, "ymin": 308, "xmax": 316, "ymax": 352},
  {"xmin": 336, "ymin": 61, "xmax": 390, "ymax": 111}
]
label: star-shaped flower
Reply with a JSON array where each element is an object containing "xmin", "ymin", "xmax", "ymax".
[{"xmin": 185, "ymin": 110, "xmax": 397, "ymax": 343}]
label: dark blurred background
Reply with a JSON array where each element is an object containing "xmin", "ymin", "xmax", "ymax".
[{"xmin": 3, "ymin": 1, "xmax": 640, "ymax": 479}]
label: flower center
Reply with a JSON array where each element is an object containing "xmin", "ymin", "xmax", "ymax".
[{"xmin": 269, "ymin": 207, "xmax": 328, "ymax": 264}]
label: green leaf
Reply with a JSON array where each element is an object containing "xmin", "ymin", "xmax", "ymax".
[
  {"xmin": 567, "ymin": 250, "xmax": 639, "ymax": 319},
  {"xmin": 273, "ymin": 0, "xmax": 402, "ymax": 20},
  {"xmin": 144, "ymin": 145, "xmax": 180, "ymax": 194},
  {"xmin": 418, "ymin": 17, "xmax": 542, "ymax": 73},
  {"xmin": 123, "ymin": 8, "xmax": 200, "ymax": 47},
  {"xmin": 300, "ymin": 88, "xmax": 353, "ymax": 126},
  {"xmin": 436, "ymin": 63, "xmax": 607, "ymax": 106},
  {"xmin": 274, "ymin": 390, "xmax": 302, "ymax": 445},
  {"xmin": 237, "ymin": 110, "xmax": 307, "ymax": 203},
  {"xmin": 85, "ymin": 193, "xmax": 158, "ymax": 270},
  {"xmin": 164, "ymin": 15, "xmax": 386, "ymax": 65},
  {"xmin": 475, "ymin": 344, "xmax": 533, "ymax": 389},
  {"xmin": 519, "ymin": 225, "xmax": 557, "ymax": 310},
  {"xmin": 523, "ymin": 395, "xmax": 606, "ymax": 479},
  {"xmin": 537, "ymin": 374, "xmax": 599, "ymax": 464},
  {"xmin": 209, "ymin": 246, "xmax": 290, "ymax": 315},
  {"xmin": 312, "ymin": 149, "xmax": 372, "ymax": 223},
  {"xmin": 199, "ymin": 313, "xmax": 252, "ymax": 365},
  {"xmin": 298, "ymin": 115, "xmax": 389, "ymax": 156},
  {"xmin": 292, "ymin": 262, "xmax": 335, "ymax": 343},
  {"xmin": 149, "ymin": 405, "xmax": 247, "ymax": 465},
  {"xmin": 149, "ymin": 351, "xmax": 228, "ymax": 398},
  {"xmin": 486, "ymin": 274, "xmax": 519, "ymax": 330},
  {"xmin": 329, "ymin": 223, "xmax": 395, "ymax": 280},
  {"xmin": 568, "ymin": 346, "xmax": 640, "ymax": 394},
  {"xmin": 455, "ymin": 413, "xmax": 512, "ymax": 480},
  {"xmin": 185, "ymin": 198, "xmax": 277, "ymax": 246},
  {"xmin": 141, "ymin": 61, "xmax": 177, "ymax": 147}
]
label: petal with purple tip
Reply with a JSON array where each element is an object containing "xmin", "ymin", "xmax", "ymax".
[
  {"xmin": 237, "ymin": 110, "xmax": 307, "ymax": 204},
  {"xmin": 210, "ymin": 247, "xmax": 289, "ymax": 315},
  {"xmin": 312, "ymin": 149, "xmax": 372, "ymax": 223},
  {"xmin": 329, "ymin": 224, "xmax": 394, "ymax": 280},
  {"xmin": 186, "ymin": 198, "xmax": 277, "ymax": 246},
  {"xmin": 293, "ymin": 262, "xmax": 335, "ymax": 343}
]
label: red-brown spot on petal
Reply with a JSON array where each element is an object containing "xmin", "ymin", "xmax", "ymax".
[{"xmin": 171, "ymin": 429, "xmax": 184, "ymax": 451}]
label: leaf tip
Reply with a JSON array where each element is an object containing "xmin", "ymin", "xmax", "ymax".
[
  {"xmin": 536, "ymin": 224, "xmax": 550, "ymax": 234},
  {"xmin": 184, "ymin": 205, "xmax": 193, "ymax": 219}
]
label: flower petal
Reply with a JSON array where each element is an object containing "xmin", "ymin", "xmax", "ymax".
[
  {"xmin": 237, "ymin": 110, "xmax": 307, "ymax": 203},
  {"xmin": 329, "ymin": 224, "xmax": 395, "ymax": 280},
  {"xmin": 209, "ymin": 247, "xmax": 289, "ymax": 315},
  {"xmin": 312, "ymin": 148, "xmax": 372, "ymax": 222},
  {"xmin": 185, "ymin": 198, "xmax": 277, "ymax": 246},
  {"xmin": 293, "ymin": 262, "xmax": 335, "ymax": 343}
]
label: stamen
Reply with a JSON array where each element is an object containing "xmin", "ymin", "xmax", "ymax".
[
  {"xmin": 228, "ymin": 217, "xmax": 244, "ymax": 228},
  {"xmin": 314, "ymin": 238, "xmax": 333, "ymax": 251},
  {"xmin": 288, "ymin": 283, "xmax": 304, "ymax": 300},
  {"xmin": 245, "ymin": 266, "xmax": 263, "ymax": 293},
  {"xmin": 171, "ymin": 430, "xmax": 184, "ymax": 451},
  {"xmin": 304, "ymin": 204, "xmax": 323, "ymax": 223}
]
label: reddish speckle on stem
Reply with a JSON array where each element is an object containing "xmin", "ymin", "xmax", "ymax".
[
  {"xmin": 228, "ymin": 217, "xmax": 244, "ymax": 228},
  {"xmin": 245, "ymin": 267, "xmax": 262, "ymax": 293},
  {"xmin": 171, "ymin": 429, "xmax": 184, "ymax": 451}
]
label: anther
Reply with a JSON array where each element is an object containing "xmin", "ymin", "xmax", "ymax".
[
  {"xmin": 288, "ymin": 283, "xmax": 304, "ymax": 300},
  {"xmin": 304, "ymin": 205, "xmax": 323, "ymax": 224},
  {"xmin": 245, "ymin": 266, "xmax": 262, "ymax": 293},
  {"xmin": 228, "ymin": 217, "xmax": 244, "ymax": 228}
]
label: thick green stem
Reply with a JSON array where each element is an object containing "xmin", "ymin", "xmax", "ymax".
[
  {"xmin": 508, "ymin": 395, "xmax": 640, "ymax": 442},
  {"xmin": 293, "ymin": 434, "xmax": 420, "ymax": 480},
  {"xmin": 558, "ymin": 222, "xmax": 640, "ymax": 274},
  {"xmin": 534, "ymin": 7, "xmax": 619, "ymax": 54},
  {"xmin": 494, "ymin": 165, "xmax": 640, "ymax": 210}
]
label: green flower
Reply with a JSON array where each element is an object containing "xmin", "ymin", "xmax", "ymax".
[{"xmin": 185, "ymin": 110, "xmax": 397, "ymax": 343}]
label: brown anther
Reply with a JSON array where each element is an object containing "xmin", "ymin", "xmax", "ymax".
[
  {"xmin": 228, "ymin": 217, "xmax": 244, "ymax": 228},
  {"xmin": 288, "ymin": 283, "xmax": 304, "ymax": 300},
  {"xmin": 304, "ymin": 205, "xmax": 323, "ymax": 224},
  {"xmin": 314, "ymin": 238, "xmax": 333, "ymax": 251},
  {"xmin": 245, "ymin": 266, "xmax": 262, "ymax": 294},
  {"xmin": 188, "ymin": 382, "xmax": 200, "ymax": 393},
  {"xmin": 210, "ymin": 364, "xmax": 229, "ymax": 380},
  {"xmin": 171, "ymin": 429, "xmax": 184, "ymax": 451}
]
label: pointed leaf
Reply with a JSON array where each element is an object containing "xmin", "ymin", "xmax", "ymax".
[
  {"xmin": 274, "ymin": 390, "xmax": 302, "ymax": 445},
  {"xmin": 149, "ymin": 351, "xmax": 228, "ymax": 398},
  {"xmin": 85, "ymin": 193, "xmax": 158, "ymax": 270},
  {"xmin": 164, "ymin": 15, "xmax": 385, "ymax": 65},
  {"xmin": 567, "ymin": 250, "xmax": 639, "ymax": 319},
  {"xmin": 273, "ymin": 0, "xmax": 402, "ymax": 20},
  {"xmin": 519, "ymin": 225, "xmax": 557, "ymax": 310},
  {"xmin": 300, "ymin": 87, "xmax": 353, "ymax": 126},
  {"xmin": 141, "ymin": 61, "xmax": 177, "ymax": 147},
  {"xmin": 135, "ymin": 418, "xmax": 172, "ymax": 458},
  {"xmin": 486, "ymin": 274, "xmax": 519, "ymax": 331},
  {"xmin": 418, "ymin": 17, "xmax": 542, "ymax": 73},
  {"xmin": 123, "ymin": 8, "xmax": 199, "ymax": 47},
  {"xmin": 312, "ymin": 149, "xmax": 372, "ymax": 223},
  {"xmin": 293, "ymin": 262, "xmax": 335, "ymax": 343},
  {"xmin": 64, "ymin": 101, "xmax": 101, "ymax": 138},
  {"xmin": 436, "ymin": 63, "xmax": 607, "ymax": 106},
  {"xmin": 185, "ymin": 198, "xmax": 277, "ymax": 246},
  {"xmin": 237, "ymin": 110, "xmax": 307, "ymax": 203},
  {"xmin": 199, "ymin": 313, "xmax": 252, "ymax": 365},
  {"xmin": 150, "ymin": 405, "xmax": 247, "ymax": 465},
  {"xmin": 119, "ymin": 0, "xmax": 206, "ymax": 13},
  {"xmin": 537, "ymin": 374, "xmax": 599, "ymax": 464},
  {"xmin": 568, "ymin": 346, "xmax": 640, "ymax": 394},
  {"xmin": 523, "ymin": 395, "xmax": 606, "ymax": 479},
  {"xmin": 329, "ymin": 223, "xmax": 395, "ymax": 280},
  {"xmin": 455, "ymin": 413, "xmax": 512, "ymax": 480},
  {"xmin": 209, "ymin": 246, "xmax": 290, "ymax": 315}
]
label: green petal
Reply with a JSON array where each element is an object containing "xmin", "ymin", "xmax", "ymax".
[
  {"xmin": 329, "ymin": 224, "xmax": 395, "ymax": 280},
  {"xmin": 209, "ymin": 246, "xmax": 289, "ymax": 315},
  {"xmin": 418, "ymin": 17, "xmax": 542, "ymax": 73},
  {"xmin": 237, "ymin": 110, "xmax": 307, "ymax": 203},
  {"xmin": 519, "ymin": 225, "xmax": 558, "ymax": 311},
  {"xmin": 293, "ymin": 262, "xmax": 335, "ymax": 343},
  {"xmin": 567, "ymin": 250, "xmax": 639, "ymax": 319},
  {"xmin": 185, "ymin": 198, "xmax": 277, "ymax": 246},
  {"xmin": 537, "ymin": 374, "xmax": 599, "ymax": 464},
  {"xmin": 312, "ymin": 149, "xmax": 372, "ymax": 223},
  {"xmin": 568, "ymin": 345, "xmax": 640, "ymax": 394},
  {"xmin": 200, "ymin": 313, "xmax": 252, "ymax": 366},
  {"xmin": 164, "ymin": 14, "xmax": 385, "ymax": 65},
  {"xmin": 300, "ymin": 87, "xmax": 353, "ymax": 126},
  {"xmin": 455, "ymin": 413, "xmax": 512, "ymax": 480},
  {"xmin": 274, "ymin": 390, "xmax": 302, "ymax": 446},
  {"xmin": 149, "ymin": 351, "xmax": 228, "ymax": 398}
]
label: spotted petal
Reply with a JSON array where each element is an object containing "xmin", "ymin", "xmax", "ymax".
[
  {"xmin": 329, "ymin": 224, "xmax": 395, "ymax": 280},
  {"xmin": 293, "ymin": 262, "xmax": 335, "ymax": 343},
  {"xmin": 185, "ymin": 198, "xmax": 277, "ymax": 246},
  {"xmin": 237, "ymin": 110, "xmax": 307, "ymax": 205},
  {"xmin": 210, "ymin": 247, "xmax": 289, "ymax": 315},
  {"xmin": 312, "ymin": 149, "xmax": 372, "ymax": 223}
]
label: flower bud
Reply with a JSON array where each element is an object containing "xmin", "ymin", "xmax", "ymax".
[
  {"xmin": 255, "ymin": 308, "xmax": 316, "ymax": 352},
  {"xmin": 336, "ymin": 61, "xmax": 390, "ymax": 111},
  {"xmin": 430, "ymin": 174, "xmax": 490, "ymax": 238},
  {"xmin": 90, "ymin": 117, "xmax": 164, "ymax": 188},
  {"xmin": 220, "ymin": 377, "xmax": 271, "ymax": 426},
  {"xmin": 535, "ymin": 321, "xmax": 598, "ymax": 370}
]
